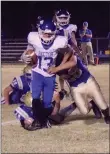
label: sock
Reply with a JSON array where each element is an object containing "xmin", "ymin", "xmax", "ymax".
[
  {"xmin": 89, "ymin": 100, "xmax": 96, "ymax": 108},
  {"xmin": 59, "ymin": 91, "xmax": 65, "ymax": 100},
  {"xmin": 59, "ymin": 103, "xmax": 77, "ymax": 117},
  {"xmin": 44, "ymin": 107, "xmax": 53, "ymax": 118},
  {"xmin": 101, "ymin": 107, "xmax": 110, "ymax": 117},
  {"xmin": 32, "ymin": 99, "xmax": 47, "ymax": 125}
]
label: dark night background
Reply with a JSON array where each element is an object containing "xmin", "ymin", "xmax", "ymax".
[{"xmin": 1, "ymin": 1, "xmax": 110, "ymax": 38}]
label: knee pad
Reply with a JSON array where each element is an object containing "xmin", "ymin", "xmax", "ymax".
[{"xmin": 81, "ymin": 108, "xmax": 89, "ymax": 115}]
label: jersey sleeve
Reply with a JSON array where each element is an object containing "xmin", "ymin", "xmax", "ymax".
[
  {"xmin": 10, "ymin": 76, "xmax": 23, "ymax": 90},
  {"xmin": 14, "ymin": 105, "xmax": 32, "ymax": 121},
  {"xmin": 70, "ymin": 24, "xmax": 77, "ymax": 33},
  {"xmin": 26, "ymin": 32, "xmax": 35, "ymax": 50},
  {"xmin": 88, "ymin": 30, "xmax": 92, "ymax": 35},
  {"xmin": 56, "ymin": 36, "xmax": 68, "ymax": 51}
]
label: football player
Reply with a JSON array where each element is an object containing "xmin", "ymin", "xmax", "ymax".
[
  {"xmin": 54, "ymin": 9, "xmax": 80, "ymax": 95},
  {"xmin": 54, "ymin": 9, "xmax": 77, "ymax": 47},
  {"xmin": 14, "ymin": 91, "xmax": 77, "ymax": 130},
  {"xmin": 2, "ymin": 65, "xmax": 32, "ymax": 105},
  {"xmin": 48, "ymin": 53, "xmax": 110, "ymax": 124},
  {"xmin": 21, "ymin": 19, "xmax": 74, "ymax": 130}
]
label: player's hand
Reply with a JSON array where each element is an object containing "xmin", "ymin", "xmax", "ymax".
[
  {"xmin": 21, "ymin": 53, "xmax": 31, "ymax": 64},
  {"xmin": 47, "ymin": 66, "xmax": 58, "ymax": 74}
]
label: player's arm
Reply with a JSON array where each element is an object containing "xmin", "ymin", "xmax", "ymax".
[
  {"xmin": 69, "ymin": 25, "xmax": 80, "ymax": 53},
  {"xmin": 70, "ymin": 32, "xmax": 80, "ymax": 53},
  {"xmin": 21, "ymin": 33, "xmax": 35, "ymax": 64},
  {"xmin": 71, "ymin": 31, "xmax": 77, "ymax": 46},
  {"xmin": 48, "ymin": 54, "xmax": 77, "ymax": 74},
  {"xmin": 56, "ymin": 55, "xmax": 77, "ymax": 72},
  {"xmin": 85, "ymin": 30, "xmax": 92, "ymax": 38},
  {"xmin": 51, "ymin": 92, "xmax": 60, "ymax": 115},
  {"xmin": 58, "ymin": 46, "xmax": 73, "ymax": 65},
  {"xmin": 4, "ymin": 77, "xmax": 23, "ymax": 104},
  {"xmin": 3, "ymin": 86, "xmax": 13, "ymax": 104}
]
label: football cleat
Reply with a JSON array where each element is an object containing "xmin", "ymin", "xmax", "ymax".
[
  {"xmin": 104, "ymin": 116, "xmax": 110, "ymax": 124},
  {"xmin": 91, "ymin": 101, "xmax": 102, "ymax": 119}
]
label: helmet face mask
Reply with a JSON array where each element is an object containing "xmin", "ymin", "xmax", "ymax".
[
  {"xmin": 55, "ymin": 10, "xmax": 71, "ymax": 27},
  {"xmin": 38, "ymin": 20, "xmax": 57, "ymax": 46},
  {"xmin": 23, "ymin": 66, "xmax": 32, "ymax": 81}
]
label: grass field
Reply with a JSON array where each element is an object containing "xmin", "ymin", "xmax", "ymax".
[{"xmin": 1, "ymin": 64, "xmax": 109, "ymax": 153}]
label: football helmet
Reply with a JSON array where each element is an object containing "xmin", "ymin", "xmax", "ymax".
[
  {"xmin": 23, "ymin": 91, "xmax": 32, "ymax": 107},
  {"xmin": 55, "ymin": 9, "xmax": 71, "ymax": 27},
  {"xmin": 23, "ymin": 65, "xmax": 32, "ymax": 80},
  {"xmin": 38, "ymin": 20, "xmax": 57, "ymax": 45}
]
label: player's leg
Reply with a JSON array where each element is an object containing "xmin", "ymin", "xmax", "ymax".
[
  {"xmin": 59, "ymin": 76, "xmax": 64, "ymax": 90},
  {"xmin": 31, "ymin": 71, "xmax": 47, "ymax": 129},
  {"xmin": 72, "ymin": 82, "xmax": 102, "ymax": 118},
  {"xmin": 81, "ymin": 43, "xmax": 88, "ymax": 65},
  {"xmin": 89, "ymin": 100, "xmax": 102, "ymax": 119},
  {"xmin": 52, "ymin": 91, "xmax": 61, "ymax": 115},
  {"xmin": 59, "ymin": 77, "xmax": 68, "ymax": 95},
  {"xmin": 42, "ymin": 76, "xmax": 56, "ymax": 124},
  {"xmin": 87, "ymin": 77, "xmax": 110, "ymax": 124},
  {"xmin": 56, "ymin": 52, "xmax": 67, "ymax": 94},
  {"xmin": 59, "ymin": 102, "xmax": 77, "ymax": 117},
  {"xmin": 87, "ymin": 42, "xmax": 95, "ymax": 65},
  {"xmin": 71, "ymin": 85, "xmax": 90, "ymax": 115}
]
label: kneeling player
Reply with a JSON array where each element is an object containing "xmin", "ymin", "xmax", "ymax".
[
  {"xmin": 2, "ymin": 66, "xmax": 32, "ymax": 105},
  {"xmin": 48, "ymin": 53, "xmax": 110, "ymax": 124}
]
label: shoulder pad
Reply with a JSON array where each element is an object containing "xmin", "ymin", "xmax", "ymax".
[
  {"xmin": 69, "ymin": 24, "xmax": 77, "ymax": 33},
  {"xmin": 16, "ymin": 76, "xmax": 24, "ymax": 90},
  {"xmin": 27, "ymin": 32, "xmax": 39, "ymax": 44},
  {"xmin": 55, "ymin": 36, "xmax": 68, "ymax": 48}
]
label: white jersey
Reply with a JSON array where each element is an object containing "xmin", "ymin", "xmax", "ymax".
[
  {"xmin": 59, "ymin": 24, "xmax": 77, "ymax": 39},
  {"xmin": 27, "ymin": 32, "xmax": 68, "ymax": 77}
]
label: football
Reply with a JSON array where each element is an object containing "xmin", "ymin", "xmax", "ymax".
[{"xmin": 25, "ymin": 50, "xmax": 37, "ymax": 65}]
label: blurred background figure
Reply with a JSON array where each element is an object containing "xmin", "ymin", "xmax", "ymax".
[
  {"xmin": 79, "ymin": 22, "xmax": 95, "ymax": 66},
  {"xmin": 36, "ymin": 16, "xmax": 44, "ymax": 29}
]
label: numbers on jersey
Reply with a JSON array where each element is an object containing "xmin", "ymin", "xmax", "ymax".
[
  {"xmin": 37, "ymin": 56, "xmax": 54, "ymax": 72},
  {"xmin": 11, "ymin": 78, "xmax": 18, "ymax": 87}
]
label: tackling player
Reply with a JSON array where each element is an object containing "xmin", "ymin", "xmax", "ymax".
[
  {"xmin": 48, "ymin": 53, "xmax": 110, "ymax": 124},
  {"xmin": 21, "ymin": 20, "xmax": 74, "ymax": 130}
]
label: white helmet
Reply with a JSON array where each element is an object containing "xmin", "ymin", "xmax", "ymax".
[{"xmin": 55, "ymin": 9, "xmax": 71, "ymax": 27}]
